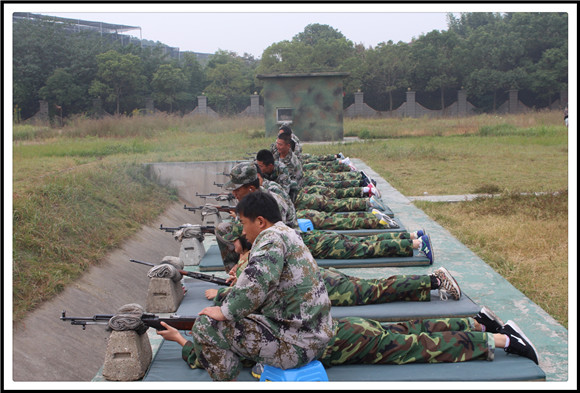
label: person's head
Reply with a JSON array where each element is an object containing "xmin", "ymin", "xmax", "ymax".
[
  {"xmin": 278, "ymin": 125, "xmax": 292, "ymax": 135},
  {"xmin": 276, "ymin": 133, "xmax": 292, "ymax": 157},
  {"xmin": 256, "ymin": 149, "xmax": 275, "ymax": 175},
  {"xmin": 236, "ymin": 191, "xmax": 282, "ymax": 243},
  {"xmin": 224, "ymin": 162, "xmax": 261, "ymax": 201}
]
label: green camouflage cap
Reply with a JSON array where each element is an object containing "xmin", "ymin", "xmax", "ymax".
[
  {"xmin": 221, "ymin": 222, "xmax": 243, "ymax": 242},
  {"xmin": 224, "ymin": 162, "xmax": 258, "ymax": 191}
]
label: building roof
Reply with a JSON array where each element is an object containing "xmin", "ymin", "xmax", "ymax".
[
  {"xmin": 13, "ymin": 12, "xmax": 140, "ymax": 34},
  {"xmin": 257, "ymin": 72, "xmax": 350, "ymax": 79}
]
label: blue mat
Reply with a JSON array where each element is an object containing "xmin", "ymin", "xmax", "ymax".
[
  {"xmin": 179, "ymin": 280, "xmax": 480, "ymax": 322},
  {"xmin": 143, "ymin": 338, "xmax": 545, "ymax": 381},
  {"xmin": 199, "ymin": 245, "xmax": 430, "ymax": 272}
]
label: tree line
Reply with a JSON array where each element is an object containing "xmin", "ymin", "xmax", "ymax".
[{"xmin": 12, "ymin": 12, "xmax": 568, "ymax": 120}]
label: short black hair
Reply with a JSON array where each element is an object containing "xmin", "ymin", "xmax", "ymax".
[
  {"xmin": 277, "ymin": 132, "xmax": 292, "ymax": 145},
  {"xmin": 256, "ymin": 149, "xmax": 275, "ymax": 166},
  {"xmin": 239, "ymin": 235, "xmax": 252, "ymax": 251},
  {"xmin": 279, "ymin": 125, "xmax": 293, "ymax": 135},
  {"xmin": 236, "ymin": 191, "xmax": 282, "ymax": 224}
]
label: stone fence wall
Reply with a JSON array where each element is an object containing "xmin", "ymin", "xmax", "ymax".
[{"xmin": 24, "ymin": 89, "xmax": 567, "ymax": 125}]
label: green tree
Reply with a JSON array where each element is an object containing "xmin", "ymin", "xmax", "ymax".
[
  {"xmin": 363, "ymin": 41, "xmax": 411, "ymax": 111},
  {"xmin": 89, "ymin": 50, "xmax": 145, "ymax": 114},
  {"xmin": 38, "ymin": 68, "xmax": 84, "ymax": 116},
  {"xmin": 204, "ymin": 50, "xmax": 253, "ymax": 114},
  {"xmin": 410, "ymin": 30, "xmax": 460, "ymax": 111},
  {"xmin": 151, "ymin": 64, "xmax": 187, "ymax": 113}
]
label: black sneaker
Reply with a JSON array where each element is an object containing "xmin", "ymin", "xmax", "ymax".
[
  {"xmin": 474, "ymin": 306, "xmax": 504, "ymax": 333},
  {"xmin": 502, "ymin": 320, "xmax": 539, "ymax": 364}
]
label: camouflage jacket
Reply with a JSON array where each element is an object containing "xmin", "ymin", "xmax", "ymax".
[
  {"xmin": 219, "ymin": 221, "xmax": 333, "ymax": 349},
  {"xmin": 259, "ymin": 186, "xmax": 298, "ymax": 228},
  {"xmin": 263, "ymin": 161, "xmax": 298, "ymax": 196},
  {"xmin": 278, "ymin": 150, "xmax": 304, "ymax": 188}
]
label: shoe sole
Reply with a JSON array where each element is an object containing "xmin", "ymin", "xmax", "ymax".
[
  {"xmin": 480, "ymin": 306, "xmax": 504, "ymax": 327},
  {"xmin": 504, "ymin": 320, "xmax": 539, "ymax": 364},
  {"xmin": 437, "ymin": 267, "xmax": 461, "ymax": 299}
]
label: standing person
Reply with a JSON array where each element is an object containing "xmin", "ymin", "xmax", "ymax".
[
  {"xmin": 276, "ymin": 132, "xmax": 303, "ymax": 189},
  {"xmin": 159, "ymin": 191, "xmax": 333, "ymax": 381}
]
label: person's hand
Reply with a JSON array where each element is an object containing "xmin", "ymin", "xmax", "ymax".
[
  {"xmin": 156, "ymin": 321, "xmax": 188, "ymax": 346},
  {"xmin": 205, "ymin": 288, "xmax": 218, "ymax": 300},
  {"xmin": 199, "ymin": 306, "xmax": 227, "ymax": 321},
  {"xmin": 226, "ymin": 264, "xmax": 239, "ymax": 285}
]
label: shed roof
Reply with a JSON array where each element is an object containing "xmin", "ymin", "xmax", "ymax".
[{"xmin": 257, "ymin": 72, "xmax": 350, "ymax": 79}]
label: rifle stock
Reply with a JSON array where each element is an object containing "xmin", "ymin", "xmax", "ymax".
[{"xmin": 159, "ymin": 224, "xmax": 216, "ymax": 234}]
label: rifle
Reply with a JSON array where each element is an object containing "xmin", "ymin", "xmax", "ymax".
[
  {"xmin": 129, "ymin": 259, "xmax": 229, "ymax": 286},
  {"xmin": 183, "ymin": 204, "xmax": 236, "ymax": 214},
  {"xmin": 213, "ymin": 181, "xmax": 224, "ymax": 188},
  {"xmin": 60, "ymin": 310, "xmax": 197, "ymax": 331},
  {"xmin": 159, "ymin": 224, "xmax": 216, "ymax": 234},
  {"xmin": 196, "ymin": 192, "xmax": 235, "ymax": 202}
]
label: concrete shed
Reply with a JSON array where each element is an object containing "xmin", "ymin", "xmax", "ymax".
[{"xmin": 257, "ymin": 72, "xmax": 349, "ymax": 142}]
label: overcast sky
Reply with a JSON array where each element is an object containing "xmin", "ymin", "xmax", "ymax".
[{"xmin": 8, "ymin": 2, "xmax": 573, "ymax": 59}]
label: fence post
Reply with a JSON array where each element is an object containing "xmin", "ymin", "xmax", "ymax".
[
  {"xmin": 354, "ymin": 91, "xmax": 364, "ymax": 117},
  {"xmin": 508, "ymin": 89, "xmax": 519, "ymax": 114},
  {"xmin": 457, "ymin": 90, "xmax": 467, "ymax": 117},
  {"xmin": 405, "ymin": 90, "xmax": 416, "ymax": 118}
]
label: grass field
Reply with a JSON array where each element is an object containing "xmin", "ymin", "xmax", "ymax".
[{"xmin": 10, "ymin": 111, "xmax": 570, "ymax": 327}]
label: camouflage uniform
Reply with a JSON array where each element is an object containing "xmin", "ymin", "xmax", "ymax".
[
  {"xmin": 262, "ymin": 160, "xmax": 298, "ymax": 200},
  {"xmin": 279, "ymin": 150, "xmax": 303, "ymax": 188},
  {"xmin": 304, "ymin": 169, "xmax": 363, "ymax": 182},
  {"xmin": 302, "ymin": 177, "xmax": 363, "ymax": 188},
  {"xmin": 303, "ymin": 161, "xmax": 352, "ymax": 173},
  {"xmin": 216, "ymin": 186, "xmax": 298, "ymax": 272},
  {"xmin": 215, "ymin": 266, "xmax": 430, "ymax": 307},
  {"xmin": 182, "ymin": 315, "xmax": 494, "ymax": 374},
  {"xmin": 190, "ymin": 221, "xmax": 333, "ymax": 381},
  {"xmin": 302, "ymin": 153, "xmax": 338, "ymax": 162},
  {"xmin": 297, "ymin": 209, "xmax": 396, "ymax": 230},
  {"xmin": 295, "ymin": 192, "xmax": 369, "ymax": 212},
  {"xmin": 300, "ymin": 185, "xmax": 365, "ymax": 199},
  {"xmin": 319, "ymin": 316, "xmax": 494, "ymax": 367},
  {"xmin": 300, "ymin": 229, "xmax": 413, "ymax": 259}
]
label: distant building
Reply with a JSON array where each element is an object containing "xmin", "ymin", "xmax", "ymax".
[{"xmin": 257, "ymin": 72, "xmax": 349, "ymax": 142}]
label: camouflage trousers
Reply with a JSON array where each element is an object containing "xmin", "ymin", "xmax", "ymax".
[
  {"xmin": 301, "ymin": 230, "xmax": 413, "ymax": 259},
  {"xmin": 297, "ymin": 209, "xmax": 395, "ymax": 230},
  {"xmin": 302, "ymin": 177, "xmax": 363, "ymax": 188},
  {"xmin": 322, "ymin": 267, "xmax": 431, "ymax": 306},
  {"xmin": 305, "ymin": 169, "xmax": 362, "ymax": 181},
  {"xmin": 191, "ymin": 315, "xmax": 325, "ymax": 381},
  {"xmin": 301, "ymin": 185, "xmax": 365, "ymax": 199},
  {"xmin": 320, "ymin": 316, "xmax": 494, "ymax": 366},
  {"xmin": 302, "ymin": 153, "xmax": 339, "ymax": 162},
  {"xmin": 303, "ymin": 161, "xmax": 352, "ymax": 172},
  {"xmin": 295, "ymin": 192, "xmax": 369, "ymax": 212}
]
